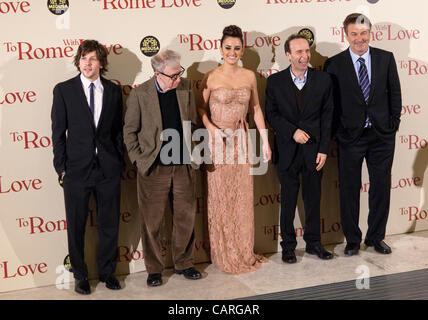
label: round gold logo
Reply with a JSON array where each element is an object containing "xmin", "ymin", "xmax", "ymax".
[
  {"xmin": 298, "ymin": 28, "xmax": 315, "ymax": 47},
  {"xmin": 140, "ymin": 36, "xmax": 161, "ymax": 57},
  {"xmin": 47, "ymin": 0, "xmax": 69, "ymax": 15},
  {"xmin": 63, "ymin": 254, "xmax": 73, "ymax": 272},
  {"xmin": 217, "ymin": 0, "xmax": 236, "ymax": 9}
]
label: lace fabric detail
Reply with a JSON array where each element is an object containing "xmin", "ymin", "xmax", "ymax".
[{"xmin": 206, "ymin": 87, "xmax": 267, "ymax": 274}]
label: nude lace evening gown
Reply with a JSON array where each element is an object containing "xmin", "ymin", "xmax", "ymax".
[{"xmin": 206, "ymin": 87, "xmax": 267, "ymax": 274}]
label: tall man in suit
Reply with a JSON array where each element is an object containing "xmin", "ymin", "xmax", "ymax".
[
  {"xmin": 123, "ymin": 50, "xmax": 201, "ymax": 287},
  {"xmin": 266, "ymin": 34, "xmax": 334, "ymax": 264},
  {"xmin": 324, "ymin": 13, "xmax": 401, "ymax": 256},
  {"xmin": 51, "ymin": 40, "xmax": 123, "ymax": 294}
]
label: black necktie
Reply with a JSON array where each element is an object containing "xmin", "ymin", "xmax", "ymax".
[{"xmin": 89, "ymin": 82, "xmax": 95, "ymax": 116}]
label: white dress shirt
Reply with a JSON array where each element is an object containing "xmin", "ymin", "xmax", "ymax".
[{"xmin": 80, "ymin": 74, "xmax": 104, "ymax": 128}]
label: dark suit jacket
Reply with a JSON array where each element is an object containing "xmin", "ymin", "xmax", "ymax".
[
  {"xmin": 324, "ymin": 47, "xmax": 402, "ymax": 144},
  {"xmin": 123, "ymin": 78, "xmax": 199, "ymax": 175},
  {"xmin": 51, "ymin": 74, "xmax": 124, "ymax": 180},
  {"xmin": 265, "ymin": 67, "xmax": 334, "ymax": 171}
]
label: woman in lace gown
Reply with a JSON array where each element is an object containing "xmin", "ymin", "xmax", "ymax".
[{"xmin": 198, "ymin": 25, "xmax": 272, "ymax": 274}]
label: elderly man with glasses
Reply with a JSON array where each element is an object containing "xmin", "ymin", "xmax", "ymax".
[{"xmin": 124, "ymin": 49, "xmax": 201, "ymax": 287}]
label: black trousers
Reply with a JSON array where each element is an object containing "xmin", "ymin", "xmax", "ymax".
[
  {"xmin": 278, "ymin": 146, "xmax": 323, "ymax": 250},
  {"xmin": 63, "ymin": 161, "xmax": 121, "ymax": 281},
  {"xmin": 338, "ymin": 128, "xmax": 395, "ymax": 244}
]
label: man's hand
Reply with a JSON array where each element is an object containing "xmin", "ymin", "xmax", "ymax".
[
  {"xmin": 293, "ymin": 129, "xmax": 310, "ymax": 144},
  {"xmin": 315, "ymin": 153, "xmax": 327, "ymax": 171}
]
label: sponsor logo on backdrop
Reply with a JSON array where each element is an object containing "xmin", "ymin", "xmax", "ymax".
[
  {"xmin": 99, "ymin": 0, "xmax": 201, "ymax": 10},
  {"xmin": 177, "ymin": 32, "xmax": 281, "ymax": 51},
  {"xmin": 0, "ymin": 1, "xmax": 30, "ymax": 14},
  {"xmin": 266, "ymin": 0, "xmax": 352, "ymax": 5},
  {"xmin": 0, "ymin": 176, "xmax": 42, "ymax": 194},
  {"xmin": 331, "ymin": 24, "xmax": 421, "ymax": 44},
  {"xmin": 0, "ymin": 261, "xmax": 48, "ymax": 279},
  {"xmin": 47, "ymin": 0, "xmax": 69, "ymax": 15},
  {"xmin": 140, "ymin": 36, "xmax": 160, "ymax": 57},
  {"xmin": 400, "ymin": 206, "xmax": 428, "ymax": 222},
  {"xmin": 3, "ymin": 41, "xmax": 123, "ymax": 61},
  {"xmin": 0, "ymin": 90, "xmax": 36, "ymax": 105},
  {"xmin": 63, "ymin": 255, "xmax": 72, "ymax": 272},
  {"xmin": 398, "ymin": 60, "xmax": 428, "ymax": 76},
  {"xmin": 298, "ymin": 28, "xmax": 314, "ymax": 46},
  {"xmin": 217, "ymin": 0, "xmax": 236, "ymax": 9},
  {"xmin": 402, "ymin": 104, "xmax": 423, "ymax": 116},
  {"xmin": 334, "ymin": 175, "xmax": 423, "ymax": 192},
  {"xmin": 399, "ymin": 135, "xmax": 427, "ymax": 150},
  {"xmin": 9, "ymin": 131, "xmax": 51, "ymax": 149}
]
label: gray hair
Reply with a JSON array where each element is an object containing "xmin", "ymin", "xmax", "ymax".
[{"xmin": 151, "ymin": 50, "xmax": 181, "ymax": 73}]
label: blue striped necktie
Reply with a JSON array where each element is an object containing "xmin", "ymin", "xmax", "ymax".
[{"xmin": 358, "ymin": 57, "xmax": 372, "ymax": 128}]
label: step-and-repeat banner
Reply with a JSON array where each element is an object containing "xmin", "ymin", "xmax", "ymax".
[{"xmin": 1, "ymin": 0, "xmax": 427, "ymax": 293}]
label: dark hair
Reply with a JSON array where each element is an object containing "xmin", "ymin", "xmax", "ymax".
[
  {"xmin": 284, "ymin": 34, "xmax": 310, "ymax": 54},
  {"xmin": 343, "ymin": 13, "xmax": 372, "ymax": 35},
  {"xmin": 221, "ymin": 25, "xmax": 244, "ymax": 46},
  {"xmin": 73, "ymin": 39, "xmax": 108, "ymax": 75}
]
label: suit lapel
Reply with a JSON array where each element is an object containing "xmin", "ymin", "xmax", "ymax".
[
  {"xmin": 368, "ymin": 47, "xmax": 378, "ymax": 105},
  {"xmin": 300, "ymin": 68, "xmax": 314, "ymax": 114},
  {"xmin": 175, "ymin": 80, "xmax": 188, "ymax": 122},
  {"xmin": 343, "ymin": 50, "xmax": 366, "ymax": 105},
  {"xmin": 98, "ymin": 77, "xmax": 111, "ymax": 131},
  {"xmin": 72, "ymin": 75, "xmax": 95, "ymax": 130},
  {"xmin": 282, "ymin": 67, "xmax": 299, "ymax": 117},
  {"xmin": 147, "ymin": 79, "xmax": 163, "ymax": 131}
]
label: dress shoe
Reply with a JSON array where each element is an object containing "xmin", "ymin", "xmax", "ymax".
[
  {"xmin": 174, "ymin": 267, "xmax": 202, "ymax": 280},
  {"xmin": 306, "ymin": 245, "xmax": 333, "ymax": 260},
  {"xmin": 74, "ymin": 279, "xmax": 91, "ymax": 295},
  {"xmin": 101, "ymin": 275, "xmax": 121, "ymax": 290},
  {"xmin": 281, "ymin": 249, "xmax": 297, "ymax": 264},
  {"xmin": 344, "ymin": 243, "xmax": 360, "ymax": 256},
  {"xmin": 365, "ymin": 240, "xmax": 392, "ymax": 254},
  {"xmin": 147, "ymin": 273, "xmax": 163, "ymax": 287}
]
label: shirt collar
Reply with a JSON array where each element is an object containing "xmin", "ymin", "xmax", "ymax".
[
  {"xmin": 349, "ymin": 46, "xmax": 370, "ymax": 64},
  {"xmin": 290, "ymin": 68, "xmax": 308, "ymax": 83},
  {"xmin": 80, "ymin": 73, "xmax": 103, "ymax": 91},
  {"xmin": 154, "ymin": 76, "xmax": 166, "ymax": 94}
]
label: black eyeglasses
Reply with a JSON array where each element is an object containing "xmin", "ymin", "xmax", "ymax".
[{"xmin": 158, "ymin": 66, "xmax": 185, "ymax": 81}]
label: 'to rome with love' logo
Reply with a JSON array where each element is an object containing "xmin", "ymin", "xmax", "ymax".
[
  {"xmin": 0, "ymin": 261, "xmax": 48, "ymax": 279},
  {"xmin": 0, "ymin": 1, "xmax": 30, "ymax": 14}
]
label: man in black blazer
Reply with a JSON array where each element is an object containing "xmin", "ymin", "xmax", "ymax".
[
  {"xmin": 51, "ymin": 40, "xmax": 123, "ymax": 294},
  {"xmin": 266, "ymin": 34, "xmax": 334, "ymax": 263},
  {"xmin": 324, "ymin": 13, "xmax": 401, "ymax": 256}
]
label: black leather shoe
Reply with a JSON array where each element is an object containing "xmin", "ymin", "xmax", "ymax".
[
  {"xmin": 306, "ymin": 245, "xmax": 333, "ymax": 260},
  {"xmin": 344, "ymin": 243, "xmax": 360, "ymax": 256},
  {"xmin": 74, "ymin": 279, "xmax": 90, "ymax": 295},
  {"xmin": 281, "ymin": 249, "xmax": 297, "ymax": 264},
  {"xmin": 101, "ymin": 275, "xmax": 121, "ymax": 290},
  {"xmin": 174, "ymin": 267, "xmax": 202, "ymax": 280},
  {"xmin": 147, "ymin": 273, "xmax": 163, "ymax": 287},
  {"xmin": 365, "ymin": 240, "xmax": 392, "ymax": 254}
]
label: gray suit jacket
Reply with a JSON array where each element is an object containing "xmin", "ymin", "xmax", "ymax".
[{"xmin": 123, "ymin": 78, "xmax": 199, "ymax": 174}]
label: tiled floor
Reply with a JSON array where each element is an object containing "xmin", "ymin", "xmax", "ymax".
[{"xmin": 1, "ymin": 230, "xmax": 428, "ymax": 300}]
